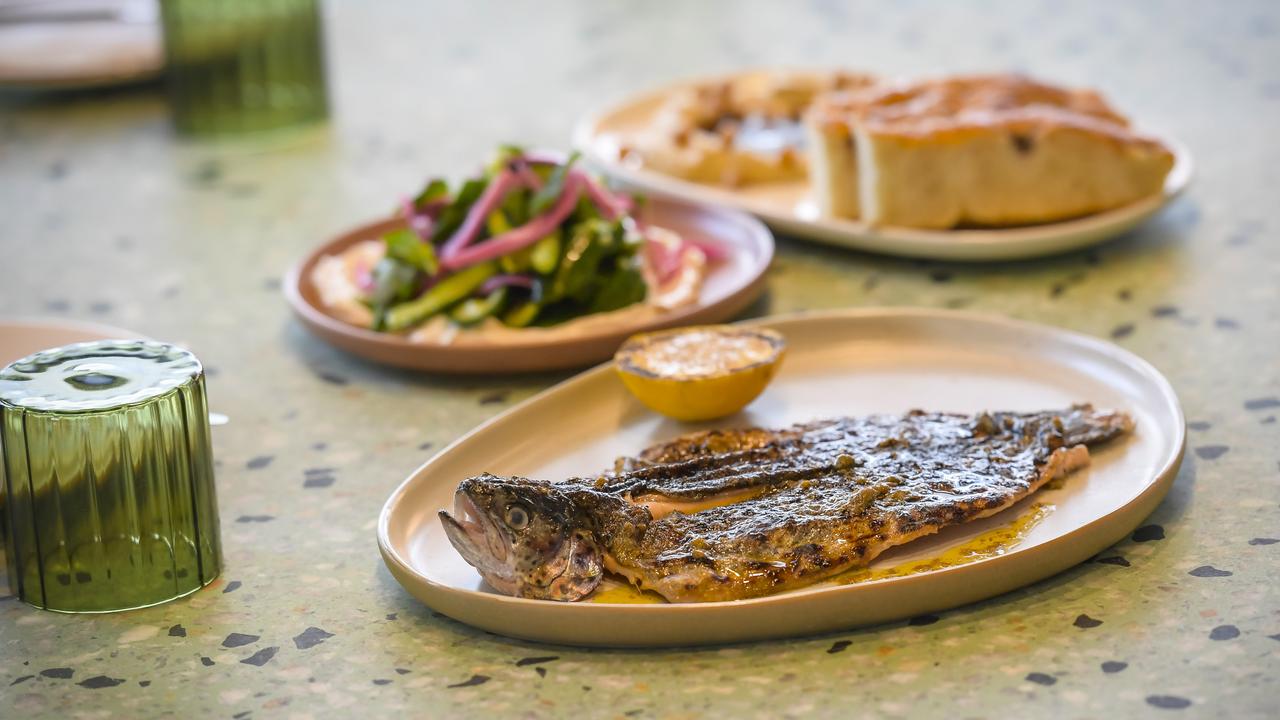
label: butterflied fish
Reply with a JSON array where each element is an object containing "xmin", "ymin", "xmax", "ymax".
[{"xmin": 439, "ymin": 404, "xmax": 1132, "ymax": 602}]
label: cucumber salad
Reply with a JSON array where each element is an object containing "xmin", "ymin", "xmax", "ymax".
[{"xmin": 312, "ymin": 147, "xmax": 719, "ymax": 339}]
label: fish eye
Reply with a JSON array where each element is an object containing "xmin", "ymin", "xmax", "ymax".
[{"xmin": 504, "ymin": 503, "xmax": 530, "ymax": 530}]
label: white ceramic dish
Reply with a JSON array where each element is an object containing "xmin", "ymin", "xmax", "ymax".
[
  {"xmin": 0, "ymin": 19, "xmax": 162, "ymax": 90},
  {"xmin": 573, "ymin": 74, "xmax": 1194, "ymax": 262},
  {"xmin": 378, "ymin": 308, "xmax": 1184, "ymax": 646}
]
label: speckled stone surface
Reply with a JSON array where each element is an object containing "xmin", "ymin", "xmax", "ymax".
[{"xmin": 1, "ymin": 1, "xmax": 1278, "ymax": 717}]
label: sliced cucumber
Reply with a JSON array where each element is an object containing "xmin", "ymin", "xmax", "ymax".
[
  {"xmin": 449, "ymin": 287, "xmax": 509, "ymax": 326},
  {"xmin": 485, "ymin": 209, "xmax": 511, "ymax": 237},
  {"xmin": 530, "ymin": 228, "xmax": 562, "ymax": 275},
  {"xmin": 383, "ymin": 262, "xmax": 497, "ymax": 331},
  {"xmin": 499, "ymin": 244, "xmax": 534, "ymax": 274},
  {"xmin": 501, "ymin": 301, "xmax": 541, "ymax": 328}
]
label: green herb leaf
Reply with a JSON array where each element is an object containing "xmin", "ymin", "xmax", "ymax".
[
  {"xmin": 368, "ymin": 258, "xmax": 420, "ymax": 330},
  {"xmin": 487, "ymin": 144, "xmax": 527, "ymax": 176},
  {"xmin": 589, "ymin": 263, "xmax": 647, "ymax": 313},
  {"xmin": 568, "ymin": 234, "xmax": 608, "ymax": 300},
  {"xmin": 431, "ymin": 177, "xmax": 487, "ymax": 245},
  {"xmin": 528, "ymin": 151, "xmax": 580, "ymax": 217},
  {"xmin": 569, "ymin": 193, "xmax": 601, "ymax": 226},
  {"xmin": 384, "ymin": 227, "xmax": 439, "ymax": 275},
  {"xmin": 411, "ymin": 178, "xmax": 450, "ymax": 210},
  {"xmin": 500, "ymin": 183, "xmax": 531, "ymax": 227}
]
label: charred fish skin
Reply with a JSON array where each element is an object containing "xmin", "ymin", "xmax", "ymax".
[
  {"xmin": 614, "ymin": 427, "xmax": 804, "ymax": 471},
  {"xmin": 439, "ymin": 405, "xmax": 1133, "ymax": 603},
  {"xmin": 606, "ymin": 405, "xmax": 1133, "ymax": 602}
]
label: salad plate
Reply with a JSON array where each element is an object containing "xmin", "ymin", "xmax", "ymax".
[
  {"xmin": 378, "ymin": 308, "xmax": 1185, "ymax": 646},
  {"xmin": 573, "ymin": 73, "xmax": 1194, "ymax": 262},
  {"xmin": 286, "ymin": 195, "xmax": 773, "ymax": 374}
]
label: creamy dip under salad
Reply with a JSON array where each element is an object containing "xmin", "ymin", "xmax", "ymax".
[{"xmin": 312, "ymin": 147, "xmax": 718, "ymax": 344}]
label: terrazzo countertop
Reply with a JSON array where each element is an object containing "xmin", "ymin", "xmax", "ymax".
[{"xmin": 2, "ymin": 1, "xmax": 1278, "ymax": 717}]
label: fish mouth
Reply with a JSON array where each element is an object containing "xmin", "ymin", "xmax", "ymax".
[
  {"xmin": 439, "ymin": 491, "xmax": 517, "ymax": 591},
  {"xmin": 439, "ymin": 487, "xmax": 595, "ymax": 600}
]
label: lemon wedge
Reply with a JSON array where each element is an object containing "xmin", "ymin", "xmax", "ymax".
[{"xmin": 614, "ymin": 325, "xmax": 786, "ymax": 421}]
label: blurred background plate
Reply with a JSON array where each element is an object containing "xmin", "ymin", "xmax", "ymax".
[
  {"xmin": 0, "ymin": 317, "xmax": 145, "ymax": 366},
  {"xmin": 574, "ymin": 72, "xmax": 1194, "ymax": 263},
  {"xmin": 0, "ymin": 1, "xmax": 162, "ymax": 90},
  {"xmin": 285, "ymin": 196, "xmax": 775, "ymax": 374}
]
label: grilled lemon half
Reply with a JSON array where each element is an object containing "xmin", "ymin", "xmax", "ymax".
[{"xmin": 614, "ymin": 325, "xmax": 786, "ymax": 421}]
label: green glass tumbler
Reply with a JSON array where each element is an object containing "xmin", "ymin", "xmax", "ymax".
[
  {"xmin": 160, "ymin": 0, "xmax": 329, "ymax": 137},
  {"xmin": 0, "ymin": 340, "xmax": 222, "ymax": 612}
]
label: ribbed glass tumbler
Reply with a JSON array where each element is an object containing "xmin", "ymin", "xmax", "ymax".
[
  {"xmin": 0, "ymin": 340, "xmax": 222, "ymax": 612},
  {"xmin": 161, "ymin": 0, "xmax": 330, "ymax": 137}
]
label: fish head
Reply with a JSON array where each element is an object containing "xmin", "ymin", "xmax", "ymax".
[{"xmin": 438, "ymin": 473, "xmax": 604, "ymax": 601}]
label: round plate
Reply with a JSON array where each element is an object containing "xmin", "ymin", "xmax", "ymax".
[
  {"xmin": 378, "ymin": 308, "xmax": 1185, "ymax": 647},
  {"xmin": 0, "ymin": 20, "xmax": 162, "ymax": 90},
  {"xmin": 572, "ymin": 72, "xmax": 1194, "ymax": 262},
  {"xmin": 0, "ymin": 317, "xmax": 144, "ymax": 367},
  {"xmin": 285, "ymin": 197, "xmax": 774, "ymax": 373}
]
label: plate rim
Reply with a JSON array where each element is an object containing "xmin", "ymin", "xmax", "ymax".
[
  {"xmin": 0, "ymin": 316, "xmax": 154, "ymax": 370},
  {"xmin": 376, "ymin": 307, "xmax": 1185, "ymax": 631},
  {"xmin": 0, "ymin": 316, "xmax": 149, "ymax": 342},
  {"xmin": 571, "ymin": 69, "xmax": 1195, "ymax": 262},
  {"xmin": 0, "ymin": 21, "xmax": 164, "ymax": 91},
  {"xmin": 283, "ymin": 197, "xmax": 775, "ymax": 372}
]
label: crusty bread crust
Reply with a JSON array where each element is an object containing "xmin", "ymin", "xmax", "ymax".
[
  {"xmin": 838, "ymin": 74, "xmax": 1129, "ymax": 126},
  {"xmin": 804, "ymin": 74, "xmax": 1176, "ymax": 228}
]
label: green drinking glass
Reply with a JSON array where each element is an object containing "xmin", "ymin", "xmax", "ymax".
[
  {"xmin": 160, "ymin": 0, "xmax": 330, "ymax": 137},
  {"xmin": 0, "ymin": 340, "xmax": 223, "ymax": 612}
]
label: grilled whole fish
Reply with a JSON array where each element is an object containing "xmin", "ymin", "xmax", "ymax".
[{"xmin": 439, "ymin": 405, "xmax": 1133, "ymax": 602}]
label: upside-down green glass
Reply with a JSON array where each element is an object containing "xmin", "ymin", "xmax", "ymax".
[
  {"xmin": 0, "ymin": 340, "xmax": 222, "ymax": 612},
  {"xmin": 160, "ymin": 0, "xmax": 330, "ymax": 136}
]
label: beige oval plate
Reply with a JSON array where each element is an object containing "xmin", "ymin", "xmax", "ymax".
[
  {"xmin": 285, "ymin": 197, "xmax": 773, "ymax": 373},
  {"xmin": 573, "ymin": 72, "xmax": 1194, "ymax": 262},
  {"xmin": 378, "ymin": 309, "xmax": 1184, "ymax": 646}
]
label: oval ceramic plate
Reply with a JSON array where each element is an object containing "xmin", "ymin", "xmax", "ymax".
[
  {"xmin": 286, "ymin": 197, "xmax": 773, "ymax": 373},
  {"xmin": 572, "ymin": 72, "xmax": 1194, "ymax": 262},
  {"xmin": 378, "ymin": 309, "xmax": 1184, "ymax": 646}
]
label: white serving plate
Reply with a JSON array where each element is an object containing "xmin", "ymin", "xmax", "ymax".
[
  {"xmin": 573, "ymin": 73, "xmax": 1194, "ymax": 262},
  {"xmin": 378, "ymin": 309, "xmax": 1184, "ymax": 646},
  {"xmin": 0, "ymin": 18, "xmax": 162, "ymax": 90}
]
